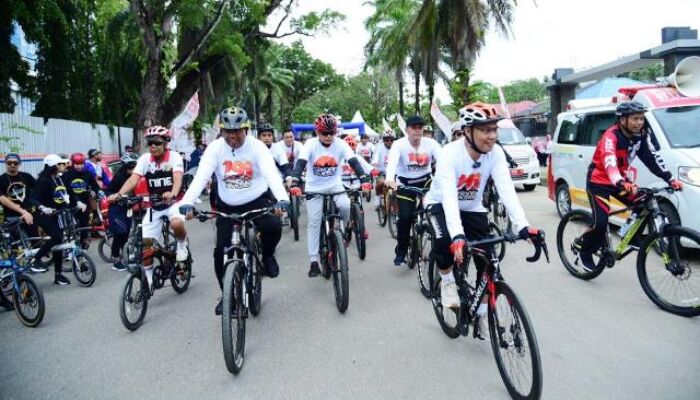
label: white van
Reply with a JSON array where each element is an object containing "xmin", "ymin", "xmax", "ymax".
[
  {"xmin": 547, "ymin": 86, "xmax": 700, "ymax": 232},
  {"xmin": 498, "ymin": 119, "xmax": 540, "ymax": 191}
]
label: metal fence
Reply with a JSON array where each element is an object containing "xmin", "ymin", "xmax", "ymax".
[{"xmin": 0, "ymin": 113, "xmax": 133, "ymax": 176}]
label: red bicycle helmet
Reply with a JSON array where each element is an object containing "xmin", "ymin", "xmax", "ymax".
[
  {"xmin": 70, "ymin": 152, "xmax": 86, "ymax": 165},
  {"xmin": 144, "ymin": 125, "xmax": 172, "ymax": 141},
  {"xmin": 315, "ymin": 114, "xmax": 338, "ymax": 134}
]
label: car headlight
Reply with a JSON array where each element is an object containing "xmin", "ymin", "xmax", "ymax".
[{"xmin": 678, "ymin": 166, "xmax": 700, "ymax": 186}]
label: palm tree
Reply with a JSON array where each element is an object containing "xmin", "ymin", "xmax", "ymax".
[
  {"xmin": 259, "ymin": 45, "xmax": 294, "ymax": 125},
  {"xmin": 410, "ymin": 0, "xmax": 515, "ymax": 105}
]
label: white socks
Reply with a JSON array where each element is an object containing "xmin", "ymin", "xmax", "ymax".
[
  {"xmin": 145, "ymin": 267, "xmax": 153, "ymax": 286},
  {"xmin": 477, "ymin": 303, "xmax": 487, "ymax": 316},
  {"xmin": 440, "ymin": 270, "xmax": 455, "ymax": 284}
]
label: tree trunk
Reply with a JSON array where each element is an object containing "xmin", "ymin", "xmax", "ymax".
[
  {"xmin": 134, "ymin": 54, "xmax": 166, "ymax": 152},
  {"xmin": 265, "ymin": 86, "xmax": 273, "ymax": 124},
  {"xmin": 398, "ymin": 79, "xmax": 405, "ymax": 117},
  {"xmin": 428, "ymin": 83, "xmax": 434, "ymax": 123},
  {"xmin": 413, "ymin": 70, "xmax": 420, "ymax": 114}
]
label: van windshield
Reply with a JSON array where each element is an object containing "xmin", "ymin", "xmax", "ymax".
[
  {"xmin": 652, "ymin": 105, "xmax": 700, "ymax": 148},
  {"xmin": 497, "ymin": 127, "xmax": 527, "ymax": 145}
]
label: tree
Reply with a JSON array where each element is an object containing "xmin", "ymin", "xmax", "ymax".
[
  {"xmin": 486, "ymin": 78, "xmax": 546, "ymax": 103},
  {"xmin": 619, "ymin": 62, "xmax": 664, "ymax": 83},
  {"xmin": 1, "ymin": 1, "xmax": 40, "ymax": 113}
]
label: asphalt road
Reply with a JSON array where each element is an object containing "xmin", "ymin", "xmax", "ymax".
[{"xmin": 1, "ymin": 189, "xmax": 698, "ymax": 400}]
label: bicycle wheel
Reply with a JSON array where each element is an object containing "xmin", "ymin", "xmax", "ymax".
[
  {"xmin": 119, "ymin": 272, "xmax": 148, "ymax": 331},
  {"xmin": 488, "ymin": 281, "xmax": 542, "ymax": 400},
  {"xmin": 97, "ymin": 233, "xmax": 118, "ymax": 263},
  {"xmin": 222, "ymin": 261, "xmax": 245, "ymax": 374},
  {"xmin": 12, "ymin": 274, "xmax": 45, "ymax": 327},
  {"xmin": 493, "ymin": 200, "xmax": 512, "ymax": 234},
  {"xmin": 330, "ymin": 229, "xmax": 349, "ymax": 313},
  {"xmin": 249, "ymin": 238, "xmax": 263, "ymax": 317},
  {"xmin": 637, "ymin": 225, "xmax": 700, "ymax": 317},
  {"xmin": 290, "ymin": 196, "xmax": 300, "ymax": 241},
  {"xmin": 418, "ymin": 221, "xmax": 434, "ymax": 298},
  {"xmin": 170, "ymin": 258, "xmax": 192, "ymax": 294},
  {"xmin": 72, "ymin": 252, "xmax": 97, "ymax": 287},
  {"xmin": 377, "ymin": 194, "xmax": 387, "ymax": 227},
  {"xmin": 352, "ymin": 203, "xmax": 366, "ymax": 260},
  {"xmin": 430, "ymin": 274, "xmax": 460, "ymax": 338},
  {"xmin": 387, "ymin": 194, "xmax": 398, "ymax": 239},
  {"xmin": 557, "ymin": 210, "xmax": 605, "ymax": 280},
  {"xmin": 407, "ymin": 228, "xmax": 418, "ymax": 270},
  {"xmin": 489, "ymin": 223, "xmax": 506, "ymax": 262}
]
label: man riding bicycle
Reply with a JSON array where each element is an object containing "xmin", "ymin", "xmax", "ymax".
[
  {"xmin": 385, "ymin": 115, "xmax": 442, "ymax": 266},
  {"xmin": 372, "ymin": 129, "xmax": 395, "ymax": 210},
  {"xmin": 64, "ymin": 153, "xmax": 102, "ymax": 248},
  {"xmin": 178, "ymin": 107, "xmax": 289, "ymax": 315},
  {"xmin": 287, "ymin": 114, "xmax": 372, "ymax": 278},
  {"xmin": 356, "ymin": 134, "xmax": 375, "ymax": 163},
  {"xmin": 425, "ymin": 102, "xmax": 543, "ymax": 338},
  {"xmin": 108, "ymin": 125, "xmax": 189, "ymax": 290},
  {"xmin": 578, "ymin": 101, "xmax": 683, "ymax": 271}
]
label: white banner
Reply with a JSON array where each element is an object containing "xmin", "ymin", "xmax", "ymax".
[
  {"xmin": 396, "ymin": 114, "xmax": 407, "ymax": 136},
  {"xmin": 169, "ymin": 91, "xmax": 199, "ymax": 154},
  {"xmin": 382, "ymin": 118, "xmax": 392, "ymax": 132},
  {"xmin": 430, "ymin": 96, "xmax": 453, "ymax": 138},
  {"xmin": 497, "ymin": 86, "xmax": 511, "ymax": 119}
]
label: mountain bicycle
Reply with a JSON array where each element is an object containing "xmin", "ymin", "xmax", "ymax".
[
  {"xmin": 345, "ymin": 187, "xmax": 367, "ymax": 260},
  {"xmin": 557, "ymin": 186, "xmax": 700, "ymax": 317}
]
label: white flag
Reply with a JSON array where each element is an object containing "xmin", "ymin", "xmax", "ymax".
[
  {"xmin": 396, "ymin": 114, "xmax": 407, "ymax": 136},
  {"xmin": 497, "ymin": 87, "xmax": 511, "ymax": 119},
  {"xmin": 169, "ymin": 91, "xmax": 200, "ymax": 152},
  {"xmin": 382, "ymin": 118, "xmax": 392, "ymax": 133},
  {"xmin": 430, "ymin": 96, "xmax": 453, "ymax": 137}
]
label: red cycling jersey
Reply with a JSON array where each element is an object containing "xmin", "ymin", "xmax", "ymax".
[{"xmin": 588, "ymin": 124, "xmax": 671, "ymax": 187}]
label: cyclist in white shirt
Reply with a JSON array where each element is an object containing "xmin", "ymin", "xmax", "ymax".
[
  {"xmin": 356, "ymin": 134, "xmax": 375, "ymax": 163},
  {"xmin": 424, "ymin": 102, "xmax": 543, "ymax": 337},
  {"xmin": 385, "ymin": 115, "xmax": 442, "ymax": 266},
  {"xmin": 288, "ymin": 114, "xmax": 372, "ymax": 277},
  {"xmin": 179, "ymin": 108, "xmax": 289, "ymax": 315},
  {"xmin": 372, "ymin": 128, "xmax": 395, "ymax": 208},
  {"xmin": 276, "ymin": 127, "xmax": 302, "ymax": 167}
]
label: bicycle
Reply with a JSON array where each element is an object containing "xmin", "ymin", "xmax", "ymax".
[
  {"xmin": 386, "ymin": 188, "xmax": 399, "ymax": 239},
  {"xmin": 345, "ymin": 187, "xmax": 367, "ymax": 261},
  {"xmin": 118, "ymin": 196, "xmax": 193, "ymax": 331},
  {"xmin": 431, "ymin": 231, "xmax": 549, "ymax": 400},
  {"xmin": 94, "ymin": 196, "xmax": 118, "ymax": 263},
  {"xmin": 483, "ymin": 177, "xmax": 512, "ymax": 234},
  {"xmin": 303, "ymin": 190, "xmax": 351, "ymax": 313},
  {"xmin": 195, "ymin": 207, "xmax": 269, "ymax": 375},
  {"xmin": 557, "ymin": 186, "xmax": 700, "ymax": 317},
  {"xmin": 375, "ymin": 177, "xmax": 388, "ymax": 227},
  {"xmin": 49, "ymin": 207, "xmax": 97, "ymax": 287},
  {"xmin": 0, "ymin": 218, "xmax": 45, "ymax": 327},
  {"xmin": 288, "ymin": 194, "xmax": 301, "ymax": 241}
]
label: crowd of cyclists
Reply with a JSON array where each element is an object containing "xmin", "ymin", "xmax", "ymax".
[{"xmin": 1, "ymin": 98, "xmax": 691, "ymax": 396}]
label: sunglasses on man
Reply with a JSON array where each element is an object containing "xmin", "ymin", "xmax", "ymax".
[
  {"xmin": 318, "ymin": 130, "xmax": 336, "ymax": 137},
  {"xmin": 383, "ymin": 138, "xmax": 394, "ymax": 142},
  {"xmin": 147, "ymin": 140, "xmax": 166, "ymax": 147},
  {"xmin": 5, "ymin": 161, "xmax": 20, "ymax": 166}
]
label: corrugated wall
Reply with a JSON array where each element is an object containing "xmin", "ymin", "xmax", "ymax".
[{"xmin": 0, "ymin": 113, "xmax": 133, "ymax": 176}]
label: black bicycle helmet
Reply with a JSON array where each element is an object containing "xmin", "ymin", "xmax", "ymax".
[
  {"xmin": 616, "ymin": 101, "xmax": 647, "ymax": 117},
  {"xmin": 258, "ymin": 122, "xmax": 275, "ymax": 134}
]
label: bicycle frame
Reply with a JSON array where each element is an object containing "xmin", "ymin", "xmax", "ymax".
[
  {"xmin": 0, "ymin": 222, "xmax": 35, "ymax": 295},
  {"xmin": 306, "ymin": 191, "xmax": 347, "ymax": 271}
]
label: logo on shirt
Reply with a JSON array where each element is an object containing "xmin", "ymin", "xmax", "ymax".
[
  {"xmin": 148, "ymin": 161, "xmax": 172, "ymax": 174},
  {"xmin": 70, "ymin": 178, "xmax": 88, "ymax": 194},
  {"xmin": 407, "ymin": 152, "xmax": 430, "ymax": 172},
  {"xmin": 457, "ymin": 173, "xmax": 481, "ymax": 201},
  {"xmin": 313, "ymin": 156, "xmax": 338, "ymax": 177},
  {"xmin": 53, "ymin": 185, "xmax": 69, "ymax": 205},
  {"xmin": 7, "ymin": 182, "xmax": 27, "ymax": 203},
  {"xmin": 223, "ymin": 160, "xmax": 254, "ymax": 190}
]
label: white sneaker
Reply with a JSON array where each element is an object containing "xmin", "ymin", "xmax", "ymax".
[
  {"xmin": 440, "ymin": 281, "xmax": 460, "ymax": 309},
  {"xmin": 474, "ymin": 314, "xmax": 489, "ymax": 340},
  {"xmin": 176, "ymin": 240, "xmax": 189, "ymax": 262}
]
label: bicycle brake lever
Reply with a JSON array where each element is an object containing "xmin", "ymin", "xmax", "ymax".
[{"xmin": 526, "ymin": 243, "xmax": 541, "ymax": 263}]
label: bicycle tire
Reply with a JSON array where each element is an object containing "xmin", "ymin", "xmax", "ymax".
[
  {"xmin": 331, "ymin": 229, "xmax": 349, "ymax": 313},
  {"xmin": 430, "ymin": 274, "xmax": 460, "ymax": 338},
  {"xmin": 407, "ymin": 229, "xmax": 418, "ymax": 270},
  {"xmin": 488, "ymin": 281, "xmax": 543, "ymax": 400},
  {"xmin": 637, "ymin": 225, "xmax": 700, "ymax": 317},
  {"xmin": 290, "ymin": 196, "xmax": 300, "ymax": 241},
  {"xmin": 418, "ymin": 221, "xmax": 434, "ymax": 298},
  {"xmin": 352, "ymin": 203, "xmax": 366, "ymax": 260},
  {"xmin": 97, "ymin": 234, "xmax": 118, "ymax": 263},
  {"xmin": 249, "ymin": 235, "xmax": 263, "ymax": 317},
  {"xmin": 489, "ymin": 223, "xmax": 506, "ymax": 262},
  {"xmin": 72, "ymin": 252, "xmax": 97, "ymax": 287},
  {"xmin": 387, "ymin": 194, "xmax": 398, "ymax": 239},
  {"xmin": 377, "ymin": 195, "xmax": 387, "ymax": 227},
  {"xmin": 557, "ymin": 209, "xmax": 605, "ymax": 280},
  {"xmin": 222, "ymin": 261, "xmax": 246, "ymax": 374},
  {"xmin": 12, "ymin": 274, "xmax": 45, "ymax": 327},
  {"xmin": 170, "ymin": 257, "xmax": 192, "ymax": 294},
  {"xmin": 119, "ymin": 272, "xmax": 148, "ymax": 331}
]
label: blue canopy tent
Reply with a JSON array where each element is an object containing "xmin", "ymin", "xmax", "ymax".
[{"xmin": 291, "ymin": 122, "xmax": 365, "ymax": 140}]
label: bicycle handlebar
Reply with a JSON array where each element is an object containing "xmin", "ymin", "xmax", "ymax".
[
  {"xmin": 194, "ymin": 207, "xmax": 274, "ymax": 223},
  {"xmin": 397, "ymin": 186, "xmax": 430, "ymax": 196},
  {"xmin": 466, "ymin": 231, "xmax": 549, "ymax": 263}
]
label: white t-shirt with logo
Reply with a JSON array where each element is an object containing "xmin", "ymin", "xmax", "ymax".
[
  {"xmin": 385, "ymin": 137, "xmax": 442, "ymax": 181},
  {"xmin": 275, "ymin": 140, "xmax": 302, "ymax": 165},
  {"xmin": 425, "ymin": 138, "xmax": 529, "ymax": 240},
  {"xmin": 298, "ymin": 137, "xmax": 356, "ymax": 192},
  {"xmin": 372, "ymin": 143, "xmax": 392, "ymax": 172},
  {"xmin": 181, "ymin": 136, "xmax": 288, "ymax": 206},
  {"xmin": 356, "ymin": 142, "xmax": 375, "ymax": 161}
]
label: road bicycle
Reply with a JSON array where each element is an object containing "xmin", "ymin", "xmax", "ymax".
[
  {"xmin": 431, "ymin": 230, "xmax": 549, "ymax": 399},
  {"xmin": 557, "ymin": 186, "xmax": 700, "ymax": 317}
]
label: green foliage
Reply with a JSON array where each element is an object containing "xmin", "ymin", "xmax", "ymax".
[
  {"xmin": 292, "ymin": 10, "xmax": 346, "ymax": 34},
  {"xmin": 487, "ymin": 78, "xmax": 547, "ymax": 103},
  {"xmin": 619, "ymin": 63, "xmax": 664, "ymax": 83}
]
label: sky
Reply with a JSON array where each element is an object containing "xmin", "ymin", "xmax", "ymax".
[{"xmin": 272, "ymin": 0, "xmax": 700, "ymax": 101}]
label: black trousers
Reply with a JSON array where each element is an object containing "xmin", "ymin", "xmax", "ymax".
[
  {"xmin": 213, "ymin": 193, "xmax": 281, "ymax": 290},
  {"xmin": 581, "ymin": 181, "xmax": 635, "ymax": 253},
  {"xmin": 35, "ymin": 213, "xmax": 64, "ymax": 274},
  {"xmin": 395, "ymin": 174, "xmax": 431, "ymax": 253},
  {"xmin": 427, "ymin": 204, "xmax": 492, "ymax": 276}
]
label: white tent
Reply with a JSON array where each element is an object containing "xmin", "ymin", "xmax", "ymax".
[{"xmin": 345, "ymin": 110, "xmax": 379, "ymax": 139}]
